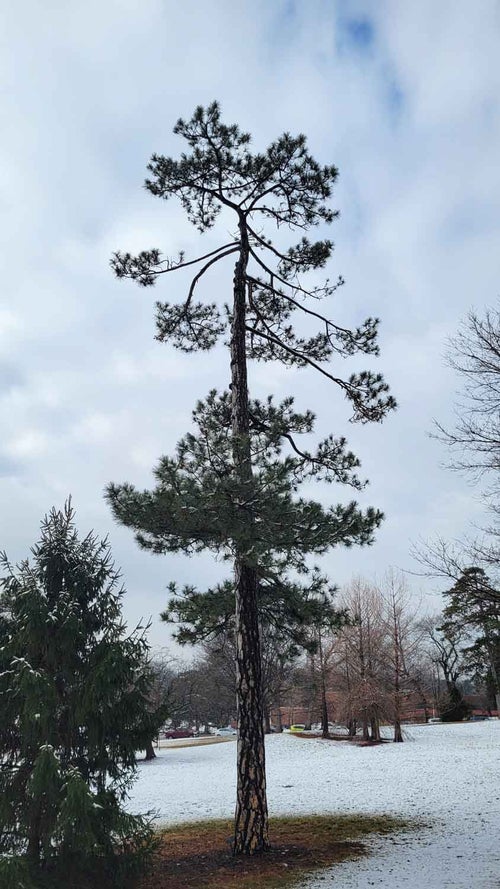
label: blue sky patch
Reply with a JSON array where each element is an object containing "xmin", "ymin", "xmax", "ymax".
[
  {"xmin": 345, "ymin": 18, "xmax": 374, "ymax": 48},
  {"xmin": 338, "ymin": 16, "xmax": 375, "ymax": 53},
  {"xmin": 386, "ymin": 78, "xmax": 404, "ymax": 122}
]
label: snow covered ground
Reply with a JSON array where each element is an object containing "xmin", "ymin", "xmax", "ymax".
[{"xmin": 127, "ymin": 721, "xmax": 500, "ymax": 888}]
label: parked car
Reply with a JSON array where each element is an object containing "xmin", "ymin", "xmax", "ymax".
[
  {"xmin": 162, "ymin": 729, "xmax": 195, "ymax": 739},
  {"xmin": 289, "ymin": 724, "xmax": 306, "ymax": 733},
  {"xmin": 428, "ymin": 717, "xmax": 442, "ymax": 724},
  {"xmin": 215, "ymin": 727, "xmax": 237, "ymax": 736},
  {"xmin": 311, "ymin": 722, "xmax": 347, "ymax": 734}
]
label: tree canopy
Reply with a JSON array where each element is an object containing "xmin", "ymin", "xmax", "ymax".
[
  {"xmin": 440, "ymin": 567, "xmax": 500, "ymax": 714},
  {"xmin": 107, "ymin": 101, "xmax": 395, "ymax": 855}
]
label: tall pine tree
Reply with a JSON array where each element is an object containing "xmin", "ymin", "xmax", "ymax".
[{"xmin": 107, "ymin": 102, "xmax": 395, "ymax": 854}]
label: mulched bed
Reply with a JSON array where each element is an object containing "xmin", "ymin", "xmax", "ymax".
[{"xmin": 138, "ymin": 815, "xmax": 410, "ymax": 889}]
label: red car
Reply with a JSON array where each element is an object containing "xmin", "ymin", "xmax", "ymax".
[{"xmin": 162, "ymin": 729, "xmax": 195, "ymax": 739}]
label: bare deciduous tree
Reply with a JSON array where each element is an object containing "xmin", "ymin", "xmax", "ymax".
[
  {"xmin": 338, "ymin": 579, "xmax": 386, "ymax": 741},
  {"xmin": 434, "ymin": 304, "xmax": 500, "ymax": 490},
  {"xmin": 379, "ymin": 570, "xmax": 422, "ymax": 742}
]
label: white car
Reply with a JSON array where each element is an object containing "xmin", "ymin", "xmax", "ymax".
[{"xmin": 215, "ymin": 727, "xmax": 237, "ymax": 736}]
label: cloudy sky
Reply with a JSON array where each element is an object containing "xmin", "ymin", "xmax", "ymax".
[{"xmin": 1, "ymin": 0, "xmax": 499, "ymax": 651}]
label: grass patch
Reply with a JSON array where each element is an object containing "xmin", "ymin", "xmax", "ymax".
[{"xmin": 138, "ymin": 813, "xmax": 420, "ymax": 889}]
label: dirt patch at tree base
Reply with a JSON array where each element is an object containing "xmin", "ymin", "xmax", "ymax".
[
  {"xmin": 138, "ymin": 814, "xmax": 415, "ymax": 889},
  {"xmin": 293, "ymin": 732, "xmax": 388, "ymax": 745}
]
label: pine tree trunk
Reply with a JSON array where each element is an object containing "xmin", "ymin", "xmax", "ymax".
[
  {"xmin": 231, "ymin": 216, "xmax": 269, "ymax": 855},
  {"xmin": 234, "ymin": 560, "xmax": 269, "ymax": 854},
  {"xmin": 145, "ymin": 738, "xmax": 156, "ymax": 760}
]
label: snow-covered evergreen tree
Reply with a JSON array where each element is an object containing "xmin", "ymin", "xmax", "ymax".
[{"xmin": 0, "ymin": 502, "xmax": 157, "ymax": 886}]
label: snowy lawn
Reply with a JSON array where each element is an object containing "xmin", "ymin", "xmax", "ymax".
[{"xmin": 128, "ymin": 721, "xmax": 499, "ymax": 888}]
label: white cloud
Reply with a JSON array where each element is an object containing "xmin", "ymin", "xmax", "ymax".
[
  {"xmin": 5, "ymin": 430, "xmax": 51, "ymax": 460},
  {"xmin": 0, "ymin": 0, "xmax": 498, "ymax": 646}
]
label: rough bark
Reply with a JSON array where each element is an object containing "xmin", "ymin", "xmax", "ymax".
[
  {"xmin": 231, "ymin": 215, "xmax": 269, "ymax": 855},
  {"xmin": 234, "ymin": 561, "xmax": 269, "ymax": 854}
]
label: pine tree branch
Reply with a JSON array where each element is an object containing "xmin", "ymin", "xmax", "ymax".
[
  {"xmin": 185, "ymin": 247, "xmax": 239, "ymax": 305},
  {"xmin": 112, "ymin": 241, "xmax": 239, "ymax": 285},
  {"xmin": 247, "ymin": 275, "xmax": 360, "ymax": 353},
  {"xmin": 244, "ymin": 307, "xmax": 344, "ymax": 389},
  {"xmin": 248, "ymin": 246, "xmax": 332, "ymax": 300}
]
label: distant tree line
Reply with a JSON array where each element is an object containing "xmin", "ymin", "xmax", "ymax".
[{"xmin": 151, "ymin": 567, "xmax": 498, "ymax": 748}]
